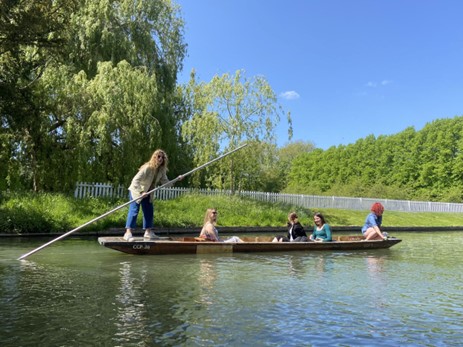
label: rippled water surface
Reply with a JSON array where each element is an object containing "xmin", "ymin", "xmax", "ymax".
[{"xmin": 1, "ymin": 232, "xmax": 462, "ymax": 346}]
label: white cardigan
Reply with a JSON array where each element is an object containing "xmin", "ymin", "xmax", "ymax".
[{"xmin": 128, "ymin": 165, "xmax": 169, "ymax": 203}]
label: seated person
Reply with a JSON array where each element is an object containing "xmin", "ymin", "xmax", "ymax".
[
  {"xmin": 310, "ymin": 212, "xmax": 332, "ymax": 242},
  {"xmin": 362, "ymin": 202, "xmax": 387, "ymax": 241},
  {"xmin": 272, "ymin": 212, "xmax": 308, "ymax": 242},
  {"xmin": 199, "ymin": 208, "xmax": 243, "ymax": 243}
]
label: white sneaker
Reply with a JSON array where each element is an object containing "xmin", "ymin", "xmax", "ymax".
[
  {"xmin": 144, "ymin": 230, "xmax": 159, "ymax": 239},
  {"xmin": 123, "ymin": 230, "xmax": 133, "ymax": 241}
]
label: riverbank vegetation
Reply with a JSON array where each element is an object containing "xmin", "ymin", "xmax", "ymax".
[
  {"xmin": 1, "ymin": 193, "xmax": 463, "ymax": 234},
  {"xmin": 286, "ymin": 117, "xmax": 463, "ymax": 202},
  {"xmin": 2, "ymin": 1, "xmax": 463, "ymax": 205}
]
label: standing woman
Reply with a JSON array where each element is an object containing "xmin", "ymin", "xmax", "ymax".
[
  {"xmin": 310, "ymin": 212, "xmax": 332, "ymax": 242},
  {"xmin": 362, "ymin": 202, "xmax": 387, "ymax": 241},
  {"xmin": 124, "ymin": 149, "xmax": 181, "ymax": 241}
]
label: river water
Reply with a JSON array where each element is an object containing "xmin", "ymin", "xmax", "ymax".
[{"xmin": 1, "ymin": 232, "xmax": 462, "ymax": 346}]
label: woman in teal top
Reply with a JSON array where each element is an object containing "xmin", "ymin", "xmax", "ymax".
[{"xmin": 310, "ymin": 212, "xmax": 332, "ymax": 242}]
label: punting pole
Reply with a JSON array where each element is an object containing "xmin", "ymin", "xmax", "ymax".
[{"xmin": 17, "ymin": 144, "xmax": 248, "ymax": 260}]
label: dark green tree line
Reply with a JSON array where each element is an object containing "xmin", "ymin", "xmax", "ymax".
[{"xmin": 286, "ymin": 116, "xmax": 463, "ymax": 202}]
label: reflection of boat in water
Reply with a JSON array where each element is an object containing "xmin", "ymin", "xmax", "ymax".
[{"xmin": 98, "ymin": 235, "xmax": 402, "ymax": 255}]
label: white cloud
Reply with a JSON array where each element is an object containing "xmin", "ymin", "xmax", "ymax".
[
  {"xmin": 366, "ymin": 80, "xmax": 393, "ymax": 88},
  {"xmin": 279, "ymin": 91, "xmax": 300, "ymax": 100}
]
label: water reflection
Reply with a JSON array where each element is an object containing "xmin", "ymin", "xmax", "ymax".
[
  {"xmin": 1, "ymin": 233, "xmax": 463, "ymax": 346},
  {"xmin": 113, "ymin": 261, "xmax": 149, "ymax": 345},
  {"xmin": 287, "ymin": 255, "xmax": 305, "ymax": 277},
  {"xmin": 281, "ymin": 253, "xmax": 333, "ymax": 278},
  {"xmin": 306, "ymin": 254, "xmax": 335, "ymax": 281},
  {"xmin": 110, "ymin": 257, "xmax": 209, "ymax": 346},
  {"xmin": 365, "ymin": 255, "xmax": 386, "ymax": 277},
  {"xmin": 1, "ymin": 260, "xmax": 22, "ymax": 344},
  {"xmin": 198, "ymin": 259, "xmax": 217, "ymax": 305},
  {"xmin": 313, "ymin": 254, "xmax": 329, "ymax": 274},
  {"xmin": 364, "ymin": 255, "xmax": 387, "ymax": 309}
]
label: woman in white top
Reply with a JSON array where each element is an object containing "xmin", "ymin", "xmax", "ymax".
[
  {"xmin": 124, "ymin": 149, "xmax": 182, "ymax": 241},
  {"xmin": 199, "ymin": 208, "xmax": 243, "ymax": 243}
]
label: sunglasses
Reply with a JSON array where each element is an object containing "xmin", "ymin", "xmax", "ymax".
[
  {"xmin": 212, "ymin": 211, "xmax": 217, "ymax": 214},
  {"xmin": 157, "ymin": 155, "xmax": 166, "ymax": 159}
]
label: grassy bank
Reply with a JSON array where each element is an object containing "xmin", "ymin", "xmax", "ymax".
[{"xmin": 1, "ymin": 192, "xmax": 463, "ymax": 234}]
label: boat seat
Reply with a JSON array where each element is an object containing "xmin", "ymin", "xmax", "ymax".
[
  {"xmin": 182, "ymin": 237, "xmax": 208, "ymax": 242},
  {"xmin": 194, "ymin": 237, "xmax": 208, "ymax": 242}
]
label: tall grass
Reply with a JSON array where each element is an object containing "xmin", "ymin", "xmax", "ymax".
[
  {"xmin": 1, "ymin": 192, "xmax": 463, "ymax": 234},
  {"xmin": 155, "ymin": 193, "xmax": 313, "ymax": 227},
  {"xmin": 0, "ymin": 192, "xmax": 127, "ymax": 234}
]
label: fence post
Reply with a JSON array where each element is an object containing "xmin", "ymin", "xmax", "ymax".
[{"xmin": 74, "ymin": 182, "xmax": 80, "ymax": 199}]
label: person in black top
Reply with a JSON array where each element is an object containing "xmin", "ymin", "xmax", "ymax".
[{"xmin": 272, "ymin": 212, "xmax": 308, "ymax": 242}]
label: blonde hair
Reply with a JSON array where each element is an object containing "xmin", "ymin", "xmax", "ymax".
[
  {"xmin": 140, "ymin": 149, "xmax": 169, "ymax": 170},
  {"xmin": 203, "ymin": 208, "xmax": 217, "ymax": 226}
]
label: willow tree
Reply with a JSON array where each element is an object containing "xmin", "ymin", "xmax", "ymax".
[
  {"xmin": 181, "ymin": 70, "xmax": 292, "ymax": 191},
  {"xmin": 50, "ymin": 0, "xmax": 187, "ymax": 190},
  {"xmin": 1, "ymin": 0, "xmax": 187, "ymax": 191},
  {"xmin": 0, "ymin": 0, "xmax": 82, "ymax": 191}
]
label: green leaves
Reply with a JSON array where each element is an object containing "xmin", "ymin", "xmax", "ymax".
[
  {"xmin": 286, "ymin": 116, "xmax": 463, "ymax": 202},
  {"xmin": 1, "ymin": 0, "xmax": 187, "ymax": 192},
  {"xmin": 180, "ymin": 69, "xmax": 292, "ymax": 191}
]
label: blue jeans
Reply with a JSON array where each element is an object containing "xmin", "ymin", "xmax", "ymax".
[{"xmin": 125, "ymin": 192, "xmax": 154, "ymax": 229}]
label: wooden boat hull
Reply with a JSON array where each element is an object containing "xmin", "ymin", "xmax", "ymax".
[{"xmin": 97, "ymin": 235, "xmax": 402, "ymax": 255}]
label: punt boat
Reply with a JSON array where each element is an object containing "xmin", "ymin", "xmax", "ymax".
[{"xmin": 97, "ymin": 235, "xmax": 401, "ymax": 255}]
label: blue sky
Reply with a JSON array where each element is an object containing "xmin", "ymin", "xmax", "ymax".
[{"xmin": 176, "ymin": 0, "xmax": 463, "ymax": 149}]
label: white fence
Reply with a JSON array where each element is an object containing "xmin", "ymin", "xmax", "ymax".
[
  {"xmin": 74, "ymin": 182, "xmax": 126, "ymax": 199},
  {"xmin": 74, "ymin": 182, "xmax": 463, "ymax": 213}
]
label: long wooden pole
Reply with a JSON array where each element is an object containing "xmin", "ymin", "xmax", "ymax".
[{"xmin": 17, "ymin": 144, "xmax": 248, "ymax": 260}]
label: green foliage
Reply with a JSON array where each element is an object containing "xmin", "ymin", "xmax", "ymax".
[
  {"xmin": 155, "ymin": 193, "xmax": 311, "ymax": 227},
  {"xmin": 0, "ymin": 192, "xmax": 127, "ymax": 233},
  {"xmin": 1, "ymin": 192, "xmax": 463, "ymax": 235},
  {"xmin": 268, "ymin": 140, "xmax": 316, "ymax": 192},
  {"xmin": 1, "ymin": 0, "xmax": 188, "ymax": 192},
  {"xmin": 439, "ymin": 187, "xmax": 463, "ymax": 203},
  {"xmin": 180, "ymin": 70, "xmax": 292, "ymax": 191},
  {"xmin": 0, "ymin": 192, "xmax": 74, "ymax": 233},
  {"xmin": 0, "ymin": 192, "xmax": 310, "ymax": 234},
  {"xmin": 3, "ymin": 1, "xmax": 463, "ymax": 204},
  {"xmin": 1, "ymin": 0, "xmax": 81, "ymax": 191},
  {"xmin": 286, "ymin": 117, "xmax": 463, "ymax": 202}
]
